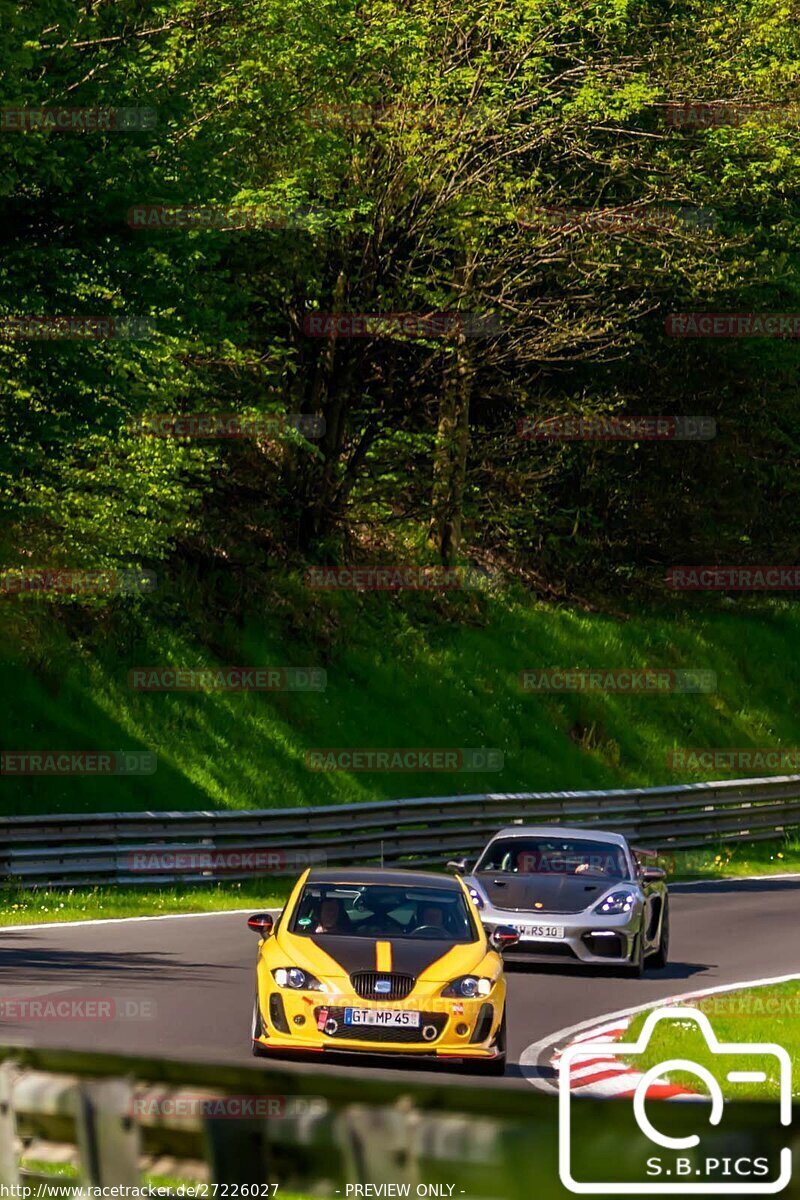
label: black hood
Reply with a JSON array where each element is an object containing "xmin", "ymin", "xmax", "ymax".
[
  {"xmin": 310, "ymin": 935, "xmax": 461, "ymax": 977},
  {"xmin": 474, "ymin": 872, "xmax": 621, "ymax": 914}
]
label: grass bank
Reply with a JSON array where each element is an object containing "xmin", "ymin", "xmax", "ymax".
[
  {"xmin": 3, "ymin": 587, "xmax": 800, "ymax": 814},
  {"xmin": 626, "ymin": 979, "xmax": 800, "ymax": 1100},
  {"xmin": 0, "ymin": 881, "xmax": 290, "ymax": 926}
]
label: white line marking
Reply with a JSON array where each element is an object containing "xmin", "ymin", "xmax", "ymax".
[
  {"xmin": 0, "ymin": 907, "xmax": 271, "ymax": 933},
  {"xmin": 670, "ymin": 872, "xmax": 800, "ymax": 889},
  {"xmin": 569, "ymin": 1060, "xmax": 632, "ymax": 1081},
  {"xmin": 569, "ymin": 1020, "xmax": 630, "ymax": 1044},
  {"xmin": 571, "ymin": 1073, "xmax": 640, "ymax": 1098}
]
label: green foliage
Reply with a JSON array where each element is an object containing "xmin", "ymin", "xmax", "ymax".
[{"xmin": 0, "ymin": 0, "xmax": 798, "ymax": 812}]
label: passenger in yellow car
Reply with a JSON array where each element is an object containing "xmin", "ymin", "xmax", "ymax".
[{"xmin": 313, "ymin": 897, "xmax": 350, "ymax": 934}]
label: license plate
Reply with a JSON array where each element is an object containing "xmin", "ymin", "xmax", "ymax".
[
  {"xmin": 344, "ymin": 1008, "xmax": 421, "ymax": 1027},
  {"xmin": 515, "ymin": 924, "xmax": 564, "ymax": 939}
]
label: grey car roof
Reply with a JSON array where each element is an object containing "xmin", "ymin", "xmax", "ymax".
[{"xmin": 487, "ymin": 825, "xmax": 630, "ymax": 847}]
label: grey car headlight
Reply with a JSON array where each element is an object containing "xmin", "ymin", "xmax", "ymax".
[{"xmin": 592, "ymin": 889, "xmax": 637, "ymax": 915}]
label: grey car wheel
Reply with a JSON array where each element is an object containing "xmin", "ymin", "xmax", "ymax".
[
  {"xmin": 648, "ymin": 899, "xmax": 670, "ymax": 968},
  {"xmin": 624, "ymin": 928, "xmax": 646, "ymax": 978}
]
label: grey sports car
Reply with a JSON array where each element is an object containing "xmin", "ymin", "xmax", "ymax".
[{"xmin": 448, "ymin": 825, "xmax": 669, "ymax": 975}]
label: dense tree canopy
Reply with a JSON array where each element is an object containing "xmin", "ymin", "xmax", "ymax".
[{"xmin": 2, "ymin": 0, "xmax": 799, "ymax": 602}]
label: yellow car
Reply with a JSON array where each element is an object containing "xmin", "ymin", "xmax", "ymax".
[{"xmin": 248, "ymin": 867, "xmax": 519, "ymax": 1074}]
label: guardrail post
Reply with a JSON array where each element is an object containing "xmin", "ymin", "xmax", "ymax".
[
  {"xmin": 337, "ymin": 1099, "xmax": 421, "ymax": 1187},
  {"xmin": 203, "ymin": 1116, "xmax": 279, "ymax": 1185},
  {"xmin": 0, "ymin": 1061, "xmax": 20, "ymax": 1187},
  {"xmin": 74, "ymin": 1078, "xmax": 140, "ymax": 1187}
]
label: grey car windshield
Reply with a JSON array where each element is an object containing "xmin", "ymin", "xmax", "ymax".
[
  {"xmin": 290, "ymin": 883, "xmax": 478, "ymax": 940},
  {"xmin": 476, "ymin": 837, "xmax": 629, "ymax": 879}
]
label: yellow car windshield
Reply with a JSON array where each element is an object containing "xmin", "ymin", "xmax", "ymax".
[{"xmin": 290, "ymin": 883, "xmax": 478, "ymax": 941}]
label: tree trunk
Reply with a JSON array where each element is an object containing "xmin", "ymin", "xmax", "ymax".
[
  {"xmin": 428, "ymin": 327, "xmax": 472, "ymax": 565},
  {"xmin": 297, "ymin": 270, "xmax": 351, "ymax": 552},
  {"xmin": 428, "ymin": 257, "xmax": 475, "ymax": 565}
]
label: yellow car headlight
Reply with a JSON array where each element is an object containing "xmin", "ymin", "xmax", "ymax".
[
  {"xmin": 441, "ymin": 975, "xmax": 492, "ymax": 999},
  {"xmin": 272, "ymin": 967, "xmax": 328, "ymax": 991}
]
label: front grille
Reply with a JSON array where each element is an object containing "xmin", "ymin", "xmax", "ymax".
[
  {"xmin": 314, "ymin": 1007, "xmax": 447, "ymax": 1044},
  {"xmin": 511, "ymin": 940, "xmax": 578, "ymax": 958},
  {"xmin": 350, "ymin": 971, "xmax": 415, "ymax": 1001},
  {"xmin": 583, "ymin": 932, "xmax": 626, "ymax": 959}
]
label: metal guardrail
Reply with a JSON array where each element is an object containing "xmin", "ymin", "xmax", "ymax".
[
  {"xmin": 2, "ymin": 774, "xmax": 799, "ymax": 887},
  {"xmin": 1, "ymin": 1044, "xmax": 797, "ymax": 1198}
]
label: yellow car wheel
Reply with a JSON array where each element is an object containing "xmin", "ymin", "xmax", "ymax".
[
  {"xmin": 251, "ymin": 994, "xmax": 269, "ymax": 1058},
  {"xmin": 467, "ymin": 1006, "xmax": 506, "ymax": 1076}
]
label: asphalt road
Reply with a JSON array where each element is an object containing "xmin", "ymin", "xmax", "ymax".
[{"xmin": 1, "ymin": 876, "xmax": 797, "ymax": 1088}]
